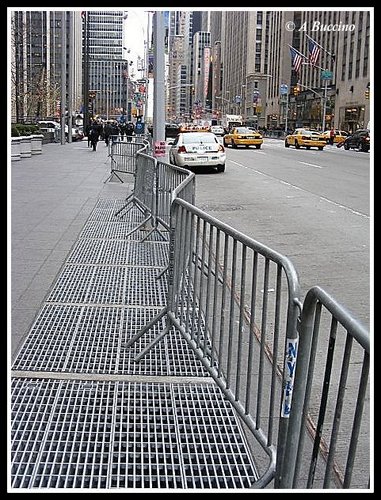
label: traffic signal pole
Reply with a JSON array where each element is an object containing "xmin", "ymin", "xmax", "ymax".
[{"xmin": 152, "ymin": 11, "xmax": 165, "ymax": 150}]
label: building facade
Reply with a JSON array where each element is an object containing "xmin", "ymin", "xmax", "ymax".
[{"xmin": 10, "ymin": 10, "xmax": 83, "ymax": 123}]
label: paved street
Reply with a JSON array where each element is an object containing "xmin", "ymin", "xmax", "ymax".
[{"xmin": 194, "ymin": 138, "xmax": 371, "ymax": 329}]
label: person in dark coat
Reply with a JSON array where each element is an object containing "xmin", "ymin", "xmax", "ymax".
[
  {"xmin": 103, "ymin": 121, "xmax": 113, "ymax": 146},
  {"xmin": 125, "ymin": 122, "xmax": 134, "ymax": 142},
  {"xmin": 89, "ymin": 121, "xmax": 102, "ymax": 151}
]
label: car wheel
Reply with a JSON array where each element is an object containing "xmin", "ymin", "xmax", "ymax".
[
  {"xmin": 295, "ymin": 140, "xmax": 300, "ymax": 149},
  {"xmin": 232, "ymin": 140, "xmax": 237, "ymax": 148},
  {"xmin": 318, "ymin": 146, "xmax": 323, "ymax": 151},
  {"xmin": 223, "ymin": 138, "xmax": 228, "ymax": 147},
  {"xmin": 306, "ymin": 146, "xmax": 311, "ymax": 149},
  {"xmin": 285, "ymin": 140, "xmax": 290, "ymax": 148},
  {"xmin": 344, "ymin": 142, "xmax": 349, "ymax": 150},
  {"xmin": 217, "ymin": 164, "xmax": 225, "ymax": 173},
  {"xmin": 360, "ymin": 142, "xmax": 369, "ymax": 152},
  {"xmin": 255, "ymin": 144, "xmax": 261, "ymax": 149}
]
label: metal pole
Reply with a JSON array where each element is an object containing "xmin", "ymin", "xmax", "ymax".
[
  {"xmin": 143, "ymin": 11, "xmax": 150, "ymax": 126},
  {"xmin": 153, "ymin": 11, "xmax": 165, "ymax": 150},
  {"xmin": 285, "ymin": 91, "xmax": 289, "ymax": 133},
  {"xmin": 322, "ymin": 78, "xmax": 328, "ymax": 132},
  {"xmin": 67, "ymin": 12, "xmax": 73, "ymax": 143},
  {"xmin": 83, "ymin": 12, "xmax": 89, "ymax": 131},
  {"xmin": 60, "ymin": 11, "xmax": 66, "ymax": 145}
]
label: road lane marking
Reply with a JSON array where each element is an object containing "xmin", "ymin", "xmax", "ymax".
[
  {"xmin": 227, "ymin": 160, "xmax": 369, "ymax": 219},
  {"xmin": 298, "ymin": 161, "xmax": 323, "ymax": 169}
]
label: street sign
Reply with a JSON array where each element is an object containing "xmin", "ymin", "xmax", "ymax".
[
  {"xmin": 280, "ymin": 84, "xmax": 288, "ymax": 95},
  {"xmin": 154, "ymin": 141, "xmax": 166, "ymax": 157},
  {"xmin": 135, "ymin": 121, "xmax": 144, "ymax": 134},
  {"xmin": 321, "ymin": 70, "xmax": 333, "ymax": 80}
]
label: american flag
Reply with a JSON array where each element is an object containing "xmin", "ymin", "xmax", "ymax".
[
  {"xmin": 308, "ymin": 37, "xmax": 320, "ymax": 66},
  {"xmin": 289, "ymin": 46, "xmax": 303, "ymax": 73}
]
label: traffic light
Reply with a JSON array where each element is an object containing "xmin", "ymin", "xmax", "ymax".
[
  {"xmin": 293, "ymin": 85, "xmax": 300, "ymax": 96},
  {"xmin": 365, "ymin": 88, "xmax": 370, "ymax": 99}
]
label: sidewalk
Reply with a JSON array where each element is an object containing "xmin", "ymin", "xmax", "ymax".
[
  {"xmin": 10, "ymin": 139, "xmax": 261, "ymax": 491},
  {"xmin": 11, "ymin": 139, "xmax": 131, "ymax": 359}
]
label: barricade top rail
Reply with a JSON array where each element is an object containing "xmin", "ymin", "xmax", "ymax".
[{"xmin": 303, "ymin": 285, "xmax": 370, "ymax": 352}]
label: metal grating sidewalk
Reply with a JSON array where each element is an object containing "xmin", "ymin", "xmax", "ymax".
[{"xmin": 11, "ymin": 199, "xmax": 259, "ymax": 490}]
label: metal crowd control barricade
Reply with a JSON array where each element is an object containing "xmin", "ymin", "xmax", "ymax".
[
  {"xmin": 127, "ymin": 197, "xmax": 302, "ymax": 488},
  {"xmin": 277, "ymin": 286, "xmax": 370, "ymax": 489},
  {"xmin": 115, "ymin": 155, "xmax": 195, "ymax": 243},
  {"xmin": 106, "ymin": 136, "xmax": 147, "ymax": 183}
]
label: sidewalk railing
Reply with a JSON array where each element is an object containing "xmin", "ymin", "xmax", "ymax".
[
  {"xmin": 277, "ymin": 286, "xmax": 370, "ymax": 489},
  {"xmin": 113, "ymin": 138, "xmax": 371, "ymax": 489},
  {"xmin": 126, "ymin": 197, "xmax": 302, "ymax": 488},
  {"xmin": 107, "ymin": 135, "xmax": 148, "ymax": 183}
]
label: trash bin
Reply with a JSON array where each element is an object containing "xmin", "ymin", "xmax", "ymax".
[
  {"xmin": 11, "ymin": 137, "xmax": 21, "ymax": 161},
  {"xmin": 19, "ymin": 136, "xmax": 32, "ymax": 159},
  {"xmin": 31, "ymin": 134, "xmax": 44, "ymax": 155}
]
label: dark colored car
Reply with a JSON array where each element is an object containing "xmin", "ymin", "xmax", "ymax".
[
  {"xmin": 147, "ymin": 123, "xmax": 180, "ymax": 140},
  {"xmin": 341, "ymin": 129, "xmax": 370, "ymax": 152}
]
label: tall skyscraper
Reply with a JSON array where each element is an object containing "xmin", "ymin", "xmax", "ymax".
[{"xmin": 84, "ymin": 10, "xmax": 127, "ymax": 120}]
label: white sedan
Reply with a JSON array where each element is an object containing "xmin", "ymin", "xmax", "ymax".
[{"xmin": 169, "ymin": 132, "xmax": 226, "ymax": 172}]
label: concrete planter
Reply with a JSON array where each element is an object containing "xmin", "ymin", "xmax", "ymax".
[
  {"xmin": 19, "ymin": 136, "xmax": 32, "ymax": 159},
  {"xmin": 11, "ymin": 137, "xmax": 21, "ymax": 161},
  {"xmin": 31, "ymin": 134, "xmax": 44, "ymax": 155}
]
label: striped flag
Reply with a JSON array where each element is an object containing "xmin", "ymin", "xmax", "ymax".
[
  {"xmin": 308, "ymin": 37, "xmax": 320, "ymax": 66},
  {"xmin": 289, "ymin": 46, "xmax": 303, "ymax": 73}
]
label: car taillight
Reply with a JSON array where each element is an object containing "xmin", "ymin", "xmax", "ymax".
[
  {"xmin": 365, "ymin": 137, "xmax": 370, "ymax": 142},
  {"xmin": 218, "ymin": 144, "xmax": 225, "ymax": 152},
  {"xmin": 178, "ymin": 145, "xmax": 187, "ymax": 153}
]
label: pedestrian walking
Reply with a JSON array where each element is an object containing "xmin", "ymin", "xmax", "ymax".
[
  {"xmin": 125, "ymin": 122, "xmax": 134, "ymax": 142},
  {"xmin": 89, "ymin": 121, "xmax": 102, "ymax": 151}
]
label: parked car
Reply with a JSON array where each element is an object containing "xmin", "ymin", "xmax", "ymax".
[
  {"xmin": 340, "ymin": 129, "xmax": 370, "ymax": 152},
  {"xmin": 165, "ymin": 123, "xmax": 180, "ymax": 139},
  {"xmin": 322, "ymin": 129, "xmax": 349, "ymax": 144},
  {"xmin": 169, "ymin": 132, "xmax": 226, "ymax": 172},
  {"xmin": 37, "ymin": 120, "xmax": 69, "ymax": 137},
  {"xmin": 210, "ymin": 125, "xmax": 225, "ymax": 136},
  {"xmin": 223, "ymin": 127, "xmax": 263, "ymax": 149},
  {"xmin": 285, "ymin": 128, "xmax": 326, "ymax": 150}
]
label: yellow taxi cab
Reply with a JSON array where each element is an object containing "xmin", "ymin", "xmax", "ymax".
[
  {"xmin": 321, "ymin": 129, "xmax": 349, "ymax": 144},
  {"xmin": 223, "ymin": 126, "xmax": 263, "ymax": 149},
  {"xmin": 285, "ymin": 128, "xmax": 326, "ymax": 150}
]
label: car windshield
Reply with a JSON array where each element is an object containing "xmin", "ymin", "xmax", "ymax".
[
  {"xmin": 235, "ymin": 127, "xmax": 254, "ymax": 134},
  {"xmin": 300, "ymin": 130, "xmax": 320, "ymax": 136},
  {"xmin": 182, "ymin": 133, "xmax": 218, "ymax": 144}
]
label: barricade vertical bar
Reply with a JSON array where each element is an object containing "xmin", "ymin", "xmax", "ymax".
[
  {"xmin": 226, "ymin": 238, "xmax": 237, "ymax": 390},
  {"xmin": 217, "ymin": 234, "xmax": 230, "ymax": 379},
  {"xmin": 245, "ymin": 251, "xmax": 258, "ymax": 415},
  {"xmin": 210, "ymin": 228, "xmax": 221, "ymax": 369},
  {"xmin": 268, "ymin": 265, "xmax": 283, "ymax": 444},
  {"xmin": 323, "ymin": 334, "xmax": 353, "ymax": 487},
  {"xmin": 307, "ymin": 317, "xmax": 338, "ymax": 488},
  {"xmin": 256, "ymin": 258, "xmax": 270, "ymax": 429},
  {"xmin": 184, "ymin": 212, "xmax": 196, "ymax": 334},
  {"xmin": 342, "ymin": 351, "xmax": 369, "ymax": 488},
  {"xmin": 235, "ymin": 244, "xmax": 247, "ymax": 402},
  {"xmin": 203, "ymin": 224, "xmax": 214, "ymax": 358}
]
